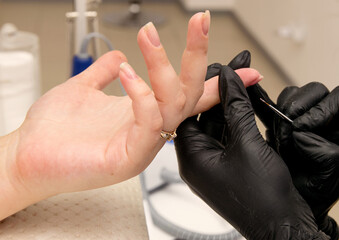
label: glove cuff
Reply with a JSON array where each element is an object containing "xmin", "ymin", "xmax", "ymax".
[{"xmin": 318, "ymin": 216, "xmax": 339, "ymax": 240}]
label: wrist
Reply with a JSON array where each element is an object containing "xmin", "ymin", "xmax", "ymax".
[{"xmin": 0, "ymin": 130, "xmax": 43, "ymax": 221}]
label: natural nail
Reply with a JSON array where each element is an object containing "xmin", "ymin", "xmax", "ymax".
[
  {"xmin": 120, "ymin": 62, "xmax": 138, "ymax": 80},
  {"xmin": 257, "ymin": 75, "xmax": 264, "ymax": 81},
  {"xmin": 144, "ymin": 22, "xmax": 161, "ymax": 47},
  {"xmin": 253, "ymin": 75, "xmax": 264, "ymax": 85},
  {"xmin": 202, "ymin": 10, "xmax": 210, "ymax": 36}
]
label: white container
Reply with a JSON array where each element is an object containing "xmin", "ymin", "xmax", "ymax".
[{"xmin": 0, "ymin": 23, "xmax": 41, "ymax": 135}]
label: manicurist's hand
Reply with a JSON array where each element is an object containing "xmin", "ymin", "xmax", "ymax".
[
  {"xmin": 247, "ymin": 82, "xmax": 339, "ymax": 239},
  {"xmin": 0, "ymin": 12, "xmax": 261, "ymax": 221},
  {"xmin": 174, "ymin": 65, "xmax": 330, "ymax": 240}
]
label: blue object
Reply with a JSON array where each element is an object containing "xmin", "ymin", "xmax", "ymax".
[
  {"xmin": 71, "ymin": 32, "xmax": 126, "ymax": 95},
  {"xmin": 71, "ymin": 54, "xmax": 93, "ymax": 76},
  {"xmin": 71, "ymin": 32, "xmax": 113, "ymax": 77}
]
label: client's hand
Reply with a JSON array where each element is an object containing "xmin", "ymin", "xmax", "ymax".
[
  {"xmin": 247, "ymin": 82, "xmax": 339, "ymax": 239},
  {"xmin": 0, "ymin": 12, "xmax": 261, "ymax": 220},
  {"xmin": 174, "ymin": 65, "xmax": 330, "ymax": 239}
]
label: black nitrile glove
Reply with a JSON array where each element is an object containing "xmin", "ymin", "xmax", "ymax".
[
  {"xmin": 174, "ymin": 65, "xmax": 329, "ymax": 240},
  {"xmin": 201, "ymin": 50, "xmax": 251, "ymax": 143},
  {"xmin": 293, "ymin": 130, "xmax": 339, "ymax": 240},
  {"xmin": 247, "ymin": 82, "xmax": 339, "ymax": 239}
]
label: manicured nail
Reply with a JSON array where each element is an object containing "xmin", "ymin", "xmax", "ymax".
[
  {"xmin": 202, "ymin": 10, "xmax": 210, "ymax": 36},
  {"xmin": 120, "ymin": 62, "xmax": 138, "ymax": 80},
  {"xmin": 144, "ymin": 22, "xmax": 161, "ymax": 47},
  {"xmin": 257, "ymin": 75, "xmax": 264, "ymax": 81},
  {"xmin": 252, "ymin": 74, "xmax": 264, "ymax": 85}
]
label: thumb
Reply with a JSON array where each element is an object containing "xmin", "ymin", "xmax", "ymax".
[
  {"xmin": 175, "ymin": 116, "xmax": 224, "ymax": 183},
  {"xmin": 246, "ymin": 83, "xmax": 275, "ymax": 131},
  {"xmin": 228, "ymin": 50, "xmax": 251, "ymax": 69},
  {"xmin": 219, "ymin": 66, "xmax": 254, "ymax": 129},
  {"xmin": 175, "ymin": 117, "xmax": 224, "ymax": 154},
  {"xmin": 205, "ymin": 63, "xmax": 222, "ymax": 80}
]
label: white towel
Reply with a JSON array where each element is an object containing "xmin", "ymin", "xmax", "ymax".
[{"xmin": 0, "ymin": 51, "xmax": 38, "ymax": 135}]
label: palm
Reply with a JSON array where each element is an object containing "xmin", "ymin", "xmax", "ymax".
[{"xmin": 14, "ymin": 80, "xmax": 158, "ymax": 195}]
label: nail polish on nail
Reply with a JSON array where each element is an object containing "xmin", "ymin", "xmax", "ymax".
[
  {"xmin": 202, "ymin": 10, "xmax": 210, "ymax": 36},
  {"xmin": 145, "ymin": 22, "xmax": 161, "ymax": 47},
  {"xmin": 120, "ymin": 62, "xmax": 138, "ymax": 80}
]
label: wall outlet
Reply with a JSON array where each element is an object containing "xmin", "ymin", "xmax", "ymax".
[{"xmin": 179, "ymin": 0, "xmax": 235, "ymax": 11}]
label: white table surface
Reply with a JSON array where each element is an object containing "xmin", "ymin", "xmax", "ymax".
[{"xmin": 0, "ymin": 177, "xmax": 149, "ymax": 240}]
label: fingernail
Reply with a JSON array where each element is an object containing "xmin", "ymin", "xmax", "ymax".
[
  {"xmin": 120, "ymin": 62, "xmax": 138, "ymax": 80},
  {"xmin": 252, "ymin": 74, "xmax": 264, "ymax": 85},
  {"xmin": 202, "ymin": 10, "xmax": 210, "ymax": 36},
  {"xmin": 144, "ymin": 22, "xmax": 161, "ymax": 47}
]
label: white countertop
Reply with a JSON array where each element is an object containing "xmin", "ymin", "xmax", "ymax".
[{"xmin": 0, "ymin": 177, "xmax": 149, "ymax": 240}]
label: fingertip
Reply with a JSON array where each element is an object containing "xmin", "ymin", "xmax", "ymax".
[
  {"xmin": 119, "ymin": 62, "xmax": 155, "ymax": 107},
  {"xmin": 119, "ymin": 62, "xmax": 136, "ymax": 93},
  {"xmin": 235, "ymin": 68, "xmax": 263, "ymax": 87},
  {"xmin": 137, "ymin": 25, "xmax": 145, "ymax": 45},
  {"xmin": 228, "ymin": 50, "xmax": 251, "ymax": 69},
  {"xmin": 189, "ymin": 11, "xmax": 205, "ymax": 25},
  {"xmin": 186, "ymin": 12, "xmax": 204, "ymax": 40},
  {"xmin": 119, "ymin": 62, "xmax": 148, "ymax": 94},
  {"xmin": 219, "ymin": 66, "xmax": 255, "ymax": 114},
  {"xmin": 72, "ymin": 50, "xmax": 128, "ymax": 89},
  {"xmin": 98, "ymin": 50, "xmax": 128, "ymax": 69},
  {"xmin": 137, "ymin": 25, "xmax": 148, "ymax": 51},
  {"xmin": 119, "ymin": 62, "xmax": 138, "ymax": 81},
  {"xmin": 190, "ymin": 10, "xmax": 210, "ymax": 25},
  {"xmin": 137, "ymin": 22, "xmax": 162, "ymax": 50},
  {"xmin": 137, "ymin": 21, "xmax": 170, "ymax": 71},
  {"xmin": 206, "ymin": 63, "xmax": 222, "ymax": 80},
  {"xmin": 110, "ymin": 50, "xmax": 127, "ymax": 62},
  {"xmin": 186, "ymin": 11, "xmax": 210, "ymax": 50},
  {"xmin": 202, "ymin": 10, "xmax": 211, "ymax": 36}
]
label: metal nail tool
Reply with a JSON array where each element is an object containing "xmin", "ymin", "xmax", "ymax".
[{"xmin": 259, "ymin": 98, "xmax": 293, "ymax": 123}]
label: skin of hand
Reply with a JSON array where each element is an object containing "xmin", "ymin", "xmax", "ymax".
[
  {"xmin": 174, "ymin": 65, "xmax": 330, "ymax": 240},
  {"xmin": 0, "ymin": 12, "xmax": 261, "ymax": 221},
  {"xmin": 246, "ymin": 82, "xmax": 339, "ymax": 239}
]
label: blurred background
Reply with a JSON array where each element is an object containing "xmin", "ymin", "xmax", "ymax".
[{"xmin": 0, "ymin": 0, "xmax": 338, "ymax": 239}]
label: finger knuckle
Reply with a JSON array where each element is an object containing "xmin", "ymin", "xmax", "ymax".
[{"xmin": 175, "ymin": 92, "xmax": 187, "ymax": 112}]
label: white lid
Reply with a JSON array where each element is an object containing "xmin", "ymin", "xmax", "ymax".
[
  {"xmin": 0, "ymin": 23, "xmax": 18, "ymax": 37},
  {"xmin": 0, "ymin": 23, "xmax": 38, "ymax": 50}
]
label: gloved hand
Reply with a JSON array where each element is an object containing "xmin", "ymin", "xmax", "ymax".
[
  {"xmin": 246, "ymin": 82, "xmax": 339, "ymax": 239},
  {"xmin": 174, "ymin": 64, "xmax": 329, "ymax": 239},
  {"xmin": 199, "ymin": 50, "xmax": 251, "ymax": 142}
]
